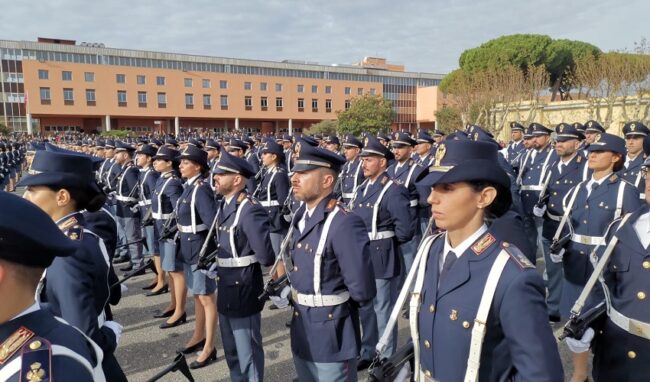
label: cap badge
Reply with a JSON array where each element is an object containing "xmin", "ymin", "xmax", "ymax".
[
  {"xmin": 434, "ymin": 144, "xmax": 446, "ymax": 166},
  {"xmin": 594, "ymin": 133, "xmax": 602, "ymax": 142},
  {"xmin": 294, "ymin": 142, "xmax": 302, "ymax": 157},
  {"xmin": 363, "ymin": 137, "xmax": 369, "ymax": 146},
  {"xmin": 631, "ymin": 123, "xmax": 636, "ymax": 131},
  {"xmin": 559, "ymin": 125, "xmax": 564, "ymax": 133}
]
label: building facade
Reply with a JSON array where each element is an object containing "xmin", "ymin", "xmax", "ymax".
[{"xmin": 0, "ymin": 38, "xmax": 444, "ymax": 135}]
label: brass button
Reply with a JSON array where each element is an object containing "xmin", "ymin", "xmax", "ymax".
[
  {"xmin": 553, "ymin": 192, "xmax": 557, "ymax": 196},
  {"xmin": 425, "ymin": 370, "xmax": 432, "ymax": 377},
  {"xmin": 628, "ymin": 351, "xmax": 637, "ymax": 359},
  {"xmin": 294, "ymin": 311, "xmax": 299, "ymax": 317},
  {"xmin": 637, "ymin": 291, "xmax": 646, "ymax": 300},
  {"xmin": 293, "ymin": 266, "xmax": 298, "ymax": 272},
  {"xmin": 328, "ymin": 313, "xmax": 333, "ymax": 319},
  {"xmin": 462, "ymin": 321, "xmax": 471, "ymax": 329},
  {"xmin": 29, "ymin": 340, "xmax": 42, "ymax": 350},
  {"xmin": 235, "ymin": 281, "xmax": 239, "ymax": 285},
  {"xmin": 450, "ymin": 309, "xmax": 458, "ymax": 321},
  {"xmin": 643, "ymin": 261, "xmax": 650, "ymax": 269},
  {"xmin": 424, "ymin": 340, "xmax": 431, "ymax": 348},
  {"xmin": 502, "ymin": 242, "xmax": 510, "ymax": 248},
  {"xmin": 297, "ymin": 243, "xmax": 302, "ymax": 249},
  {"xmin": 429, "ymin": 304, "xmax": 435, "ymax": 313},
  {"xmin": 583, "ymin": 220, "xmax": 588, "ymax": 224}
]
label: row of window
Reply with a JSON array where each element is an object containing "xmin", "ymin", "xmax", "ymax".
[
  {"xmin": 38, "ymin": 87, "xmax": 349, "ymax": 111},
  {"xmin": 36, "ymin": 69, "xmax": 377, "ymax": 95}
]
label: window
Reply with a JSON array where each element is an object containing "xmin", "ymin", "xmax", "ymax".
[
  {"xmin": 276, "ymin": 97, "xmax": 283, "ymax": 110},
  {"xmin": 220, "ymin": 80, "xmax": 228, "ymax": 89},
  {"xmin": 312, "ymin": 98, "xmax": 318, "ymax": 111},
  {"xmin": 185, "ymin": 93, "xmax": 194, "ymax": 108},
  {"xmin": 63, "ymin": 88, "xmax": 74, "ymax": 105},
  {"xmin": 370, "ymin": 88, "xmax": 376, "ymax": 96},
  {"xmin": 137, "ymin": 75, "xmax": 146, "ymax": 85},
  {"xmin": 38, "ymin": 69, "xmax": 48, "ymax": 80},
  {"xmin": 325, "ymin": 85, "xmax": 332, "ymax": 94},
  {"xmin": 244, "ymin": 96, "xmax": 252, "ymax": 109},
  {"xmin": 138, "ymin": 91, "xmax": 147, "ymax": 107},
  {"xmin": 297, "ymin": 84, "xmax": 304, "ymax": 93},
  {"xmin": 275, "ymin": 83, "xmax": 283, "ymax": 92},
  {"xmin": 220, "ymin": 95, "xmax": 228, "ymax": 109},
  {"xmin": 325, "ymin": 99, "xmax": 332, "ymax": 112},
  {"xmin": 156, "ymin": 76, "xmax": 165, "ymax": 85},
  {"xmin": 244, "ymin": 82, "xmax": 252, "ymax": 90},
  {"xmin": 84, "ymin": 72, "xmax": 94, "ymax": 82},
  {"xmin": 86, "ymin": 89, "xmax": 96, "ymax": 105},
  {"xmin": 116, "ymin": 74, "xmax": 126, "ymax": 84},
  {"xmin": 39, "ymin": 87, "xmax": 51, "ymax": 104},
  {"xmin": 203, "ymin": 94, "xmax": 211, "ymax": 109},
  {"xmin": 202, "ymin": 79, "xmax": 211, "ymax": 89},
  {"xmin": 312, "ymin": 85, "xmax": 318, "ymax": 93},
  {"xmin": 260, "ymin": 96, "xmax": 268, "ymax": 109},
  {"xmin": 298, "ymin": 98, "xmax": 304, "ymax": 111},
  {"xmin": 357, "ymin": 88, "xmax": 363, "ymax": 96},
  {"xmin": 344, "ymin": 87, "xmax": 351, "ymax": 95},
  {"xmin": 345, "ymin": 99, "xmax": 351, "ymax": 110},
  {"xmin": 117, "ymin": 90, "xmax": 127, "ymax": 106},
  {"xmin": 157, "ymin": 92, "xmax": 166, "ymax": 108},
  {"xmin": 184, "ymin": 78, "xmax": 193, "ymax": 87},
  {"xmin": 260, "ymin": 82, "xmax": 267, "ymax": 91},
  {"xmin": 62, "ymin": 71, "xmax": 72, "ymax": 81}
]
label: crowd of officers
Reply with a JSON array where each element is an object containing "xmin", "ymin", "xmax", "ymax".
[{"xmin": 0, "ymin": 117, "xmax": 648, "ymax": 382}]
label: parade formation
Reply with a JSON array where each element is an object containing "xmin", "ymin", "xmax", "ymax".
[{"xmin": 0, "ymin": 119, "xmax": 649, "ymax": 382}]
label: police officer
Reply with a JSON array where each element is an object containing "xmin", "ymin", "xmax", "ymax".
[
  {"xmin": 620, "ymin": 121, "xmax": 649, "ymax": 200},
  {"xmin": 0, "ymin": 191, "xmax": 105, "ymax": 382},
  {"xmin": 582, "ymin": 120, "xmax": 606, "ymax": 156},
  {"xmin": 324, "ymin": 135, "xmax": 342, "ymax": 154},
  {"xmin": 351, "ymin": 135, "xmax": 415, "ymax": 367},
  {"xmin": 413, "ymin": 130, "xmax": 435, "ymax": 166},
  {"xmin": 553, "ymin": 133, "xmax": 642, "ymax": 382},
  {"xmin": 409, "ymin": 139, "xmax": 564, "ymax": 381},
  {"xmin": 284, "ymin": 141, "xmax": 376, "ymax": 381},
  {"xmin": 534, "ymin": 123, "xmax": 588, "ymax": 323},
  {"xmin": 281, "ymin": 134, "xmax": 294, "ymax": 172},
  {"xmin": 339, "ymin": 135, "xmax": 364, "ymax": 205},
  {"xmin": 174, "ymin": 144, "xmax": 218, "ymax": 369},
  {"xmin": 210, "ymin": 151, "xmax": 275, "ymax": 381},
  {"xmin": 506, "ymin": 122, "xmax": 527, "ymax": 172},
  {"xmin": 19, "ymin": 150, "xmax": 127, "ymax": 382},
  {"xmin": 205, "ymin": 139, "xmax": 221, "ymax": 191}
]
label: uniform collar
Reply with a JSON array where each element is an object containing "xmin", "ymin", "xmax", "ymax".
[
  {"xmin": 443, "ymin": 224, "xmax": 488, "ymax": 258},
  {"xmin": 187, "ymin": 174, "xmax": 201, "ymax": 186},
  {"xmin": 55, "ymin": 211, "xmax": 83, "ymax": 231},
  {"xmin": 9, "ymin": 302, "xmax": 39, "ymax": 322}
]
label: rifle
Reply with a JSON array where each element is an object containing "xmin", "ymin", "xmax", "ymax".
[
  {"xmin": 259, "ymin": 225, "xmax": 295, "ymax": 301},
  {"xmin": 535, "ymin": 170, "xmax": 553, "ymax": 209},
  {"xmin": 559, "ymin": 301, "xmax": 606, "ymax": 341},
  {"xmin": 146, "ymin": 353, "xmax": 194, "ymax": 382},
  {"xmin": 194, "ymin": 210, "xmax": 221, "ymax": 271},
  {"xmin": 159, "ymin": 210, "xmax": 178, "ymax": 241},
  {"xmin": 141, "ymin": 207, "xmax": 154, "ymax": 226},
  {"xmin": 111, "ymin": 259, "xmax": 157, "ymax": 288},
  {"xmin": 367, "ymin": 342, "xmax": 413, "ymax": 382}
]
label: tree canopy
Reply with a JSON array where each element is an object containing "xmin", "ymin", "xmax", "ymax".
[{"xmin": 336, "ymin": 95, "xmax": 394, "ymax": 136}]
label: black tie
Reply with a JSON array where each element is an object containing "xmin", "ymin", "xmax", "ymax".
[
  {"xmin": 439, "ymin": 251, "xmax": 457, "ymax": 281},
  {"xmin": 591, "ymin": 183, "xmax": 599, "ymax": 192}
]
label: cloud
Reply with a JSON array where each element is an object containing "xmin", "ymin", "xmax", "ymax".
[{"xmin": 0, "ymin": 0, "xmax": 647, "ymax": 74}]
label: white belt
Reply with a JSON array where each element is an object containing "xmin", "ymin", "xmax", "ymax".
[
  {"xmin": 609, "ymin": 307, "xmax": 650, "ymax": 340},
  {"xmin": 418, "ymin": 370, "xmax": 438, "ymax": 382},
  {"xmin": 546, "ymin": 211, "xmax": 562, "ymax": 222},
  {"xmin": 520, "ymin": 185, "xmax": 543, "ymax": 191},
  {"xmin": 571, "ymin": 233, "xmax": 604, "ymax": 246},
  {"xmin": 137, "ymin": 199, "xmax": 152, "ymax": 206},
  {"xmin": 217, "ymin": 255, "xmax": 259, "ymax": 268},
  {"xmin": 409, "ymin": 199, "xmax": 418, "ymax": 207},
  {"xmin": 152, "ymin": 212, "xmax": 172, "ymax": 220},
  {"xmin": 369, "ymin": 230, "xmax": 395, "ymax": 240},
  {"xmin": 115, "ymin": 195, "xmax": 138, "ymax": 202},
  {"xmin": 260, "ymin": 200, "xmax": 280, "ymax": 207},
  {"xmin": 291, "ymin": 288, "xmax": 350, "ymax": 307},
  {"xmin": 177, "ymin": 224, "xmax": 208, "ymax": 233},
  {"xmin": 341, "ymin": 192, "xmax": 355, "ymax": 199}
]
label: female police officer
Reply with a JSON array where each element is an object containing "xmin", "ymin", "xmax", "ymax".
[{"xmin": 409, "ymin": 139, "xmax": 563, "ymax": 381}]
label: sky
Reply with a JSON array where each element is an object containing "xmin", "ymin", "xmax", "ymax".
[{"xmin": 0, "ymin": 0, "xmax": 647, "ymax": 75}]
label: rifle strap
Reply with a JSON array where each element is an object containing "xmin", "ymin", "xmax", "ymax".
[{"xmin": 553, "ymin": 181, "xmax": 585, "ymax": 242}]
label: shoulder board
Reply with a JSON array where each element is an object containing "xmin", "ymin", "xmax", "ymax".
[
  {"xmin": 0, "ymin": 326, "xmax": 34, "ymax": 364},
  {"xmin": 67, "ymin": 225, "xmax": 84, "ymax": 241},
  {"xmin": 57, "ymin": 216, "xmax": 78, "ymax": 232},
  {"xmin": 381, "ymin": 175, "xmax": 388, "ymax": 185},
  {"xmin": 20, "ymin": 336, "xmax": 51, "ymax": 382},
  {"xmin": 237, "ymin": 193, "xmax": 247, "ymax": 204},
  {"xmin": 471, "ymin": 232, "xmax": 496, "ymax": 256},
  {"xmin": 609, "ymin": 174, "xmax": 618, "ymax": 183},
  {"xmin": 501, "ymin": 242, "xmax": 535, "ymax": 269},
  {"xmin": 576, "ymin": 156, "xmax": 582, "ymax": 163},
  {"xmin": 325, "ymin": 198, "xmax": 337, "ymax": 211}
]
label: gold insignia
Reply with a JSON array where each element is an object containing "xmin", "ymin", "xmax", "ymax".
[
  {"xmin": 26, "ymin": 362, "xmax": 46, "ymax": 382},
  {"xmin": 0, "ymin": 327, "xmax": 34, "ymax": 364},
  {"xmin": 594, "ymin": 133, "xmax": 601, "ymax": 142},
  {"xmin": 237, "ymin": 193, "xmax": 246, "ymax": 203},
  {"xmin": 559, "ymin": 125, "xmax": 564, "ymax": 133},
  {"xmin": 28, "ymin": 341, "xmax": 41, "ymax": 350},
  {"xmin": 473, "ymin": 132, "xmax": 479, "ymax": 141},
  {"xmin": 363, "ymin": 137, "xmax": 369, "ymax": 146},
  {"xmin": 57, "ymin": 216, "xmax": 78, "ymax": 232},
  {"xmin": 393, "ymin": 132, "xmax": 399, "ymax": 140},
  {"xmin": 291, "ymin": 136, "xmax": 296, "ymax": 144},
  {"xmin": 471, "ymin": 233, "xmax": 496, "ymax": 255},
  {"xmin": 326, "ymin": 198, "xmax": 337, "ymax": 210},
  {"xmin": 294, "ymin": 142, "xmax": 302, "ymax": 157},
  {"xmin": 631, "ymin": 123, "xmax": 636, "ymax": 131},
  {"xmin": 449, "ymin": 309, "xmax": 458, "ymax": 321},
  {"xmin": 609, "ymin": 174, "xmax": 618, "ymax": 182},
  {"xmin": 588, "ymin": 121, "xmax": 593, "ymax": 127},
  {"xmin": 577, "ymin": 156, "xmax": 582, "ymax": 163},
  {"xmin": 434, "ymin": 144, "xmax": 446, "ymax": 167}
]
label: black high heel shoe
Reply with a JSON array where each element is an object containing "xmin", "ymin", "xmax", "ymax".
[
  {"xmin": 142, "ymin": 282, "xmax": 158, "ymax": 290},
  {"xmin": 145, "ymin": 285, "xmax": 168, "ymax": 297},
  {"xmin": 152, "ymin": 309, "xmax": 174, "ymax": 319},
  {"xmin": 159, "ymin": 312, "xmax": 187, "ymax": 329},
  {"xmin": 177, "ymin": 338, "xmax": 206, "ymax": 355},
  {"xmin": 189, "ymin": 348, "xmax": 217, "ymax": 369}
]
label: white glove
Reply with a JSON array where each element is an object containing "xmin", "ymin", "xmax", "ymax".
[
  {"xmin": 533, "ymin": 204, "xmax": 547, "ymax": 217},
  {"xmin": 103, "ymin": 320, "xmax": 123, "ymax": 345},
  {"xmin": 550, "ymin": 248, "xmax": 564, "ymax": 263},
  {"xmin": 120, "ymin": 284, "xmax": 128, "ymax": 294},
  {"xmin": 269, "ymin": 285, "xmax": 291, "ymax": 309},
  {"xmin": 199, "ymin": 263, "xmax": 218, "ymax": 279},
  {"xmin": 565, "ymin": 327, "xmax": 594, "ymax": 353}
]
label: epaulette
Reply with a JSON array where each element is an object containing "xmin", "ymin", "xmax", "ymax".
[
  {"xmin": 381, "ymin": 175, "xmax": 388, "ymax": 185},
  {"xmin": 237, "ymin": 193, "xmax": 247, "ymax": 204},
  {"xmin": 325, "ymin": 198, "xmax": 337, "ymax": 211},
  {"xmin": 67, "ymin": 225, "xmax": 84, "ymax": 241},
  {"xmin": 609, "ymin": 174, "xmax": 619, "ymax": 183},
  {"xmin": 501, "ymin": 242, "xmax": 534, "ymax": 269},
  {"xmin": 57, "ymin": 216, "xmax": 78, "ymax": 232},
  {"xmin": 0, "ymin": 327, "xmax": 34, "ymax": 364},
  {"xmin": 20, "ymin": 337, "xmax": 51, "ymax": 382},
  {"xmin": 471, "ymin": 233, "xmax": 496, "ymax": 256},
  {"xmin": 576, "ymin": 156, "xmax": 582, "ymax": 163}
]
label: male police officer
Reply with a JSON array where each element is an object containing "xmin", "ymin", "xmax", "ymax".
[
  {"xmin": 620, "ymin": 121, "xmax": 649, "ymax": 199},
  {"xmin": 286, "ymin": 142, "xmax": 376, "ymax": 381},
  {"xmin": 339, "ymin": 135, "xmax": 364, "ymax": 204},
  {"xmin": 506, "ymin": 122, "xmax": 526, "ymax": 172},
  {"xmin": 114, "ymin": 142, "xmax": 144, "ymax": 271}
]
